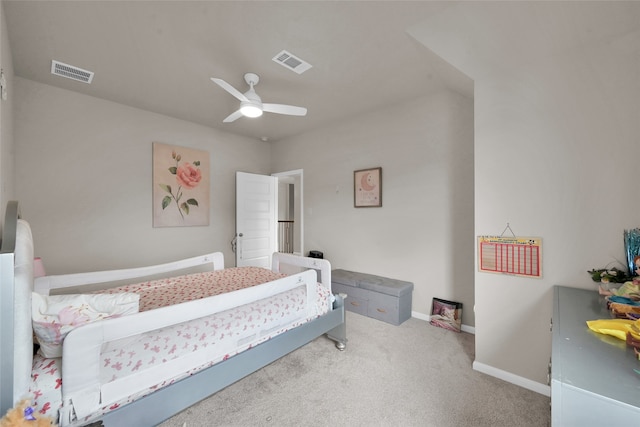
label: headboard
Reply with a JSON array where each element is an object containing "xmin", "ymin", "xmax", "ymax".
[{"xmin": 0, "ymin": 201, "xmax": 35, "ymax": 415}]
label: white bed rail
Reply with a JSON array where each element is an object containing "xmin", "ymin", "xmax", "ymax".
[
  {"xmin": 34, "ymin": 252, "xmax": 224, "ymax": 295},
  {"xmin": 271, "ymin": 252, "xmax": 332, "ymax": 291},
  {"xmin": 61, "ymin": 269, "xmax": 318, "ymax": 421}
]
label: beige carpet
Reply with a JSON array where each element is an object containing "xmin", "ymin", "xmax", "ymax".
[{"xmin": 159, "ymin": 311, "xmax": 551, "ymax": 427}]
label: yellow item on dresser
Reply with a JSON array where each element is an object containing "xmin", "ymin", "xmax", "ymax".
[{"xmin": 586, "ymin": 318, "xmax": 635, "ymax": 340}]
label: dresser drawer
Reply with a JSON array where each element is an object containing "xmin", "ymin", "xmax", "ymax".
[
  {"xmin": 367, "ymin": 292, "xmax": 400, "ymax": 324},
  {"xmin": 346, "ymin": 294, "xmax": 369, "ymax": 316},
  {"xmin": 333, "ymin": 282, "xmax": 369, "ymax": 316}
]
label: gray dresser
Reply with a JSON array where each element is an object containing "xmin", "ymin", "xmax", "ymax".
[{"xmin": 551, "ymin": 285, "xmax": 640, "ymax": 426}]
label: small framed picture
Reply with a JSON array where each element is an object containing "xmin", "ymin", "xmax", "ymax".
[
  {"xmin": 354, "ymin": 167, "xmax": 382, "ymax": 208},
  {"xmin": 430, "ymin": 298, "xmax": 463, "ymax": 333}
]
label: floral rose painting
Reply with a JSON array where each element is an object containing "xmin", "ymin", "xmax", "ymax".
[{"xmin": 153, "ymin": 142, "xmax": 209, "ymax": 227}]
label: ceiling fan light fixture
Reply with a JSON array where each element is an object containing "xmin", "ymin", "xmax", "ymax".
[
  {"xmin": 211, "ymin": 72, "xmax": 306, "ymax": 123},
  {"xmin": 240, "ymin": 103, "xmax": 263, "ymax": 118}
]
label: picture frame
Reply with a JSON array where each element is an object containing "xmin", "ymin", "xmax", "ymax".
[
  {"xmin": 153, "ymin": 142, "xmax": 210, "ymax": 227},
  {"xmin": 354, "ymin": 167, "xmax": 382, "ymax": 208},
  {"xmin": 430, "ymin": 298, "xmax": 462, "ymax": 333}
]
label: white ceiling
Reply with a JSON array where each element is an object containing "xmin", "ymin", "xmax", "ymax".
[{"xmin": 3, "ymin": 1, "xmax": 473, "ymax": 142}]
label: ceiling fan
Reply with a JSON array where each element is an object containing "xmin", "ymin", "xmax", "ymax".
[{"xmin": 211, "ymin": 73, "xmax": 307, "ymax": 123}]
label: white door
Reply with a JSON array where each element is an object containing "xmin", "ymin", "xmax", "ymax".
[{"xmin": 235, "ymin": 171, "xmax": 277, "ymax": 268}]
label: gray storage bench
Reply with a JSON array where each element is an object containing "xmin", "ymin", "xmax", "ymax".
[{"xmin": 331, "ymin": 269, "xmax": 413, "ymax": 325}]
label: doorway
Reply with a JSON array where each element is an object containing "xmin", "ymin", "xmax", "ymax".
[{"xmin": 272, "ymin": 169, "xmax": 303, "ymax": 256}]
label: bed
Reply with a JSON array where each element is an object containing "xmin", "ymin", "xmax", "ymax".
[{"xmin": 0, "ymin": 201, "xmax": 347, "ymax": 426}]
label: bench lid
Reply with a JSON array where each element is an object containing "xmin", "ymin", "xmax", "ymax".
[{"xmin": 332, "ymin": 269, "xmax": 413, "ymax": 297}]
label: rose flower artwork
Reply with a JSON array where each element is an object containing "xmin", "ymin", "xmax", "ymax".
[{"xmin": 153, "ymin": 142, "xmax": 210, "ymax": 227}]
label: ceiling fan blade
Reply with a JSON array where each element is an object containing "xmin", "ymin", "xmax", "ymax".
[
  {"xmin": 263, "ymin": 103, "xmax": 307, "ymax": 116},
  {"xmin": 211, "ymin": 78, "xmax": 248, "ymax": 102},
  {"xmin": 223, "ymin": 109, "xmax": 244, "ymax": 123}
]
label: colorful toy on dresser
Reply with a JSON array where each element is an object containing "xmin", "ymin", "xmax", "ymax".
[{"xmin": 587, "ymin": 253, "xmax": 640, "ymax": 361}]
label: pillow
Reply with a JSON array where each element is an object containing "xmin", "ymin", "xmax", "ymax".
[{"xmin": 32, "ymin": 292, "xmax": 140, "ymax": 358}]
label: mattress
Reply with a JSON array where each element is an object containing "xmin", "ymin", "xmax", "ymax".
[{"xmin": 28, "ymin": 267, "xmax": 331, "ymax": 425}]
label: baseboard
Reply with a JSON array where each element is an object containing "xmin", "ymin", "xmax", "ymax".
[
  {"xmin": 472, "ymin": 361, "xmax": 551, "ymax": 397},
  {"xmin": 412, "ymin": 311, "xmax": 429, "ymax": 322},
  {"xmin": 412, "ymin": 312, "xmax": 544, "ymax": 395},
  {"xmin": 412, "ymin": 311, "xmax": 475, "ymax": 334},
  {"xmin": 460, "ymin": 324, "xmax": 475, "ymax": 334}
]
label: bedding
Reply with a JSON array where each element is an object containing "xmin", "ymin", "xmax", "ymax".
[
  {"xmin": 0, "ymin": 201, "xmax": 346, "ymax": 427},
  {"xmin": 32, "ymin": 292, "xmax": 140, "ymax": 358},
  {"xmin": 30, "ymin": 272, "xmax": 331, "ymax": 424},
  {"xmin": 91, "ymin": 266, "xmax": 288, "ymax": 311}
]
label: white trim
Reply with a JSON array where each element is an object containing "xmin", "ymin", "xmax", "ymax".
[
  {"xmin": 460, "ymin": 324, "xmax": 475, "ymax": 334},
  {"xmin": 412, "ymin": 311, "xmax": 429, "ymax": 322},
  {"xmin": 472, "ymin": 361, "xmax": 551, "ymax": 397},
  {"xmin": 412, "ymin": 311, "xmax": 475, "ymax": 334}
]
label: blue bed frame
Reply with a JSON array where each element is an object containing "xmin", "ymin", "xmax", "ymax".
[{"xmin": 102, "ymin": 297, "xmax": 346, "ymax": 426}]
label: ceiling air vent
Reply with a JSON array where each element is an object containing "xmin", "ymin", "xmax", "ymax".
[
  {"xmin": 51, "ymin": 60, "xmax": 94, "ymax": 84},
  {"xmin": 272, "ymin": 50, "xmax": 312, "ymax": 74}
]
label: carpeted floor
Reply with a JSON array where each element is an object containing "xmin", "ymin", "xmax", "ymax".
[{"xmin": 159, "ymin": 311, "xmax": 551, "ymax": 427}]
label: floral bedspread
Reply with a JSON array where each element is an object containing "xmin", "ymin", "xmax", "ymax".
[{"xmin": 94, "ymin": 267, "xmax": 288, "ymax": 311}]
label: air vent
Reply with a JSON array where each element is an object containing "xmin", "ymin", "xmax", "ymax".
[
  {"xmin": 272, "ymin": 50, "xmax": 312, "ymax": 74},
  {"xmin": 51, "ymin": 60, "xmax": 94, "ymax": 84}
]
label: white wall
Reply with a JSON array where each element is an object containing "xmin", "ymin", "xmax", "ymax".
[
  {"xmin": 0, "ymin": 1, "xmax": 14, "ymax": 214},
  {"xmin": 14, "ymin": 0, "xmax": 635, "ymax": 394},
  {"xmin": 12, "ymin": 76, "xmax": 474, "ymax": 325},
  {"xmin": 409, "ymin": 1, "xmax": 640, "ymax": 389},
  {"xmin": 271, "ymin": 90, "xmax": 474, "ymax": 323},
  {"xmin": 14, "ymin": 77, "xmax": 271, "ymax": 273}
]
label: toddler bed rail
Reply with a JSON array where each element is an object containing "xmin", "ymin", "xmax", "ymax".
[
  {"xmin": 0, "ymin": 201, "xmax": 346, "ymax": 426},
  {"xmin": 62, "ymin": 269, "xmax": 320, "ymax": 421},
  {"xmin": 34, "ymin": 252, "xmax": 224, "ymax": 295}
]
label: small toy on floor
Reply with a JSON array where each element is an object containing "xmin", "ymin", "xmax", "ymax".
[{"xmin": 0, "ymin": 400, "xmax": 56, "ymax": 427}]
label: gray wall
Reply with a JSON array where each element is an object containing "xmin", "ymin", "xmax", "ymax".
[
  {"xmin": 271, "ymin": 90, "xmax": 474, "ymax": 324},
  {"xmin": 8, "ymin": 0, "xmax": 634, "ymax": 395},
  {"xmin": 13, "ymin": 76, "xmax": 474, "ymax": 327},
  {"xmin": 410, "ymin": 1, "xmax": 640, "ymax": 390},
  {"xmin": 0, "ymin": 2, "xmax": 14, "ymax": 215},
  {"xmin": 14, "ymin": 77, "xmax": 271, "ymax": 272}
]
